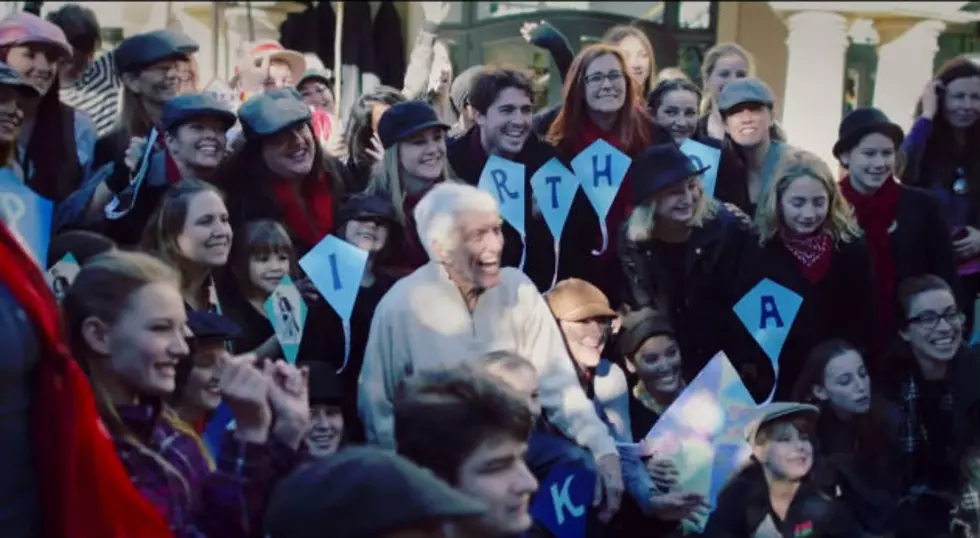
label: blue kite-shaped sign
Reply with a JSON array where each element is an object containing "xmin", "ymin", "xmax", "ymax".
[
  {"xmin": 530, "ymin": 464, "xmax": 596, "ymax": 538},
  {"xmin": 733, "ymin": 278, "xmax": 803, "ymax": 402}
]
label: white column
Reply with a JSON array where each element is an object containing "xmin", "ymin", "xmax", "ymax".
[
  {"xmin": 872, "ymin": 20, "xmax": 946, "ymax": 134},
  {"xmin": 781, "ymin": 11, "xmax": 849, "ymax": 171}
]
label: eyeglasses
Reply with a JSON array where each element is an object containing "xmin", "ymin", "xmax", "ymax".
[
  {"xmin": 584, "ymin": 70, "xmax": 625, "ymax": 87},
  {"xmin": 907, "ymin": 308, "xmax": 964, "ymax": 329}
]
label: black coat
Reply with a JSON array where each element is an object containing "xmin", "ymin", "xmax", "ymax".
[
  {"xmin": 619, "ymin": 206, "xmax": 753, "ymax": 386},
  {"xmin": 446, "ymin": 127, "xmax": 560, "ymax": 292},
  {"xmin": 732, "ymin": 235, "xmax": 877, "ymax": 401},
  {"xmin": 703, "ymin": 460, "xmax": 868, "ymax": 538},
  {"xmin": 887, "ymin": 185, "xmax": 964, "ymax": 314},
  {"xmin": 372, "ymin": 1, "xmax": 406, "ymax": 88}
]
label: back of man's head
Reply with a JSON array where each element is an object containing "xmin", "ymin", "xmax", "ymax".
[
  {"xmin": 46, "ymin": 4, "xmax": 101, "ymax": 57},
  {"xmin": 394, "ymin": 363, "xmax": 533, "ymax": 484}
]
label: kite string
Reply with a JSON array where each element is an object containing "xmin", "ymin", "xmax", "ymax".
[
  {"xmin": 591, "ymin": 221, "xmax": 609, "ymax": 256},
  {"xmin": 550, "ymin": 240, "xmax": 560, "ymax": 289},
  {"xmin": 519, "ymin": 234, "xmax": 526, "ymax": 271},
  {"xmin": 337, "ymin": 319, "xmax": 351, "ymax": 374}
]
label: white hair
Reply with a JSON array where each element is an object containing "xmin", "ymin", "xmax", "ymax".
[{"xmin": 413, "ymin": 182, "xmax": 499, "ymax": 261}]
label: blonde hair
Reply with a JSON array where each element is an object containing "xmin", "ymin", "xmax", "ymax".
[
  {"xmin": 366, "ymin": 143, "xmax": 456, "ymax": 225},
  {"xmin": 753, "ymin": 149, "xmax": 861, "ymax": 245},
  {"xmin": 625, "ymin": 176, "xmax": 719, "ymax": 243},
  {"xmin": 62, "ymin": 250, "xmax": 196, "ymax": 494},
  {"xmin": 699, "ymin": 42, "xmax": 755, "ymax": 115}
]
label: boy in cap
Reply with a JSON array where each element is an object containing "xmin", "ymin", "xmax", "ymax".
[
  {"xmin": 264, "ymin": 446, "xmax": 488, "ymax": 538},
  {"xmin": 394, "ymin": 364, "xmax": 539, "ymax": 537},
  {"xmin": 704, "ymin": 402, "xmax": 866, "ymax": 537},
  {"xmin": 171, "ymin": 310, "xmax": 242, "ymax": 436},
  {"xmin": 303, "ymin": 361, "xmax": 345, "ymax": 459}
]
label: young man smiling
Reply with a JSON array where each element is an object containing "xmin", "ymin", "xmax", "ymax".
[
  {"xmin": 446, "ymin": 67, "xmax": 558, "ymax": 291},
  {"xmin": 394, "ymin": 364, "xmax": 539, "ymax": 537}
]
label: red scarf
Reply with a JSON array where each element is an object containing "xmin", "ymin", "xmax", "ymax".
[
  {"xmin": 269, "ymin": 174, "xmax": 335, "ymax": 248},
  {"xmin": 0, "ymin": 224, "xmax": 172, "ymax": 538},
  {"xmin": 840, "ymin": 175, "xmax": 901, "ymax": 359},
  {"xmin": 780, "ymin": 230, "xmax": 834, "ymax": 284}
]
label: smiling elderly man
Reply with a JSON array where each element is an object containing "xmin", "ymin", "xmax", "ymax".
[{"xmin": 358, "ymin": 181, "xmax": 624, "ymax": 521}]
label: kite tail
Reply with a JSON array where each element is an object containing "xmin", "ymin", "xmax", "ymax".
[{"xmin": 591, "ymin": 221, "xmax": 609, "ymax": 256}]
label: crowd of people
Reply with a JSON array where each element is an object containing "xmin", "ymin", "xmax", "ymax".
[{"xmin": 2, "ymin": 2, "xmax": 980, "ymax": 538}]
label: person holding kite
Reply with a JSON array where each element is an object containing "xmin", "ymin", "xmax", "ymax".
[
  {"xmin": 703, "ymin": 402, "xmax": 867, "ymax": 538},
  {"xmin": 736, "ymin": 148, "xmax": 875, "ymax": 401},
  {"xmin": 546, "ymin": 43, "xmax": 656, "ymax": 305},
  {"xmin": 619, "ymin": 143, "xmax": 753, "ymax": 393},
  {"xmin": 447, "ymin": 67, "xmax": 560, "ymax": 291}
]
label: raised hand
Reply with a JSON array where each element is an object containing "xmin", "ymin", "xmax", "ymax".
[
  {"xmin": 265, "ymin": 360, "xmax": 311, "ymax": 449},
  {"xmin": 421, "ymin": 1, "xmax": 452, "ymax": 25},
  {"xmin": 220, "ymin": 353, "xmax": 272, "ymax": 444},
  {"xmin": 647, "ymin": 457, "xmax": 681, "ymax": 491},
  {"xmin": 123, "ymin": 136, "xmax": 149, "ymax": 172},
  {"xmin": 920, "ymin": 79, "xmax": 943, "ymax": 120}
]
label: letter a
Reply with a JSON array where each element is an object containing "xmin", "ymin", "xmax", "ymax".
[
  {"xmin": 550, "ymin": 475, "xmax": 585, "ymax": 525},
  {"xmin": 491, "ymin": 169, "xmax": 520, "ymax": 201},
  {"xmin": 759, "ymin": 295, "xmax": 784, "ymax": 329}
]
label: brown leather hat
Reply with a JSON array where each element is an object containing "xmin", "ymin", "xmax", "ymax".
[{"xmin": 545, "ymin": 278, "xmax": 617, "ymax": 322}]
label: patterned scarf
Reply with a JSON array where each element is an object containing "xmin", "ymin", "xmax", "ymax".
[{"xmin": 780, "ymin": 230, "xmax": 833, "ymax": 284}]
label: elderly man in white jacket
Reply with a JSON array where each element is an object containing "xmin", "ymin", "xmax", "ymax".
[{"xmin": 358, "ymin": 181, "xmax": 624, "ymax": 521}]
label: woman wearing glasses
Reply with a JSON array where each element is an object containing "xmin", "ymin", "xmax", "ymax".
[
  {"xmin": 880, "ymin": 274, "xmax": 980, "ymax": 536},
  {"xmin": 546, "ymin": 43, "xmax": 660, "ymax": 305}
]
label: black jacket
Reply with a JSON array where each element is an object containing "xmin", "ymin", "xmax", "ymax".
[
  {"xmin": 703, "ymin": 460, "xmax": 868, "ymax": 538},
  {"xmin": 732, "ymin": 235, "xmax": 877, "ymax": 401},
  {"xmin": 446, "ymin": 127, "xmax": 559, "ymax": 292},
  {"xmin": 619, "ymin": 206, "xmax": 753, "ymax": 386},
  {"xmin": 372, "ymin": 1, "xmax": 406, "ymax": 88},
  {"xmin": 888, "ymin": 185, "xmax": 965, "ymax": 314}
]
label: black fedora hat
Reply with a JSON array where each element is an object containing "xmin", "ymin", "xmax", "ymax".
[
  {"xmin": 633, "ymin": 143, "xmax": 710, "ymax": 204},
  {"xmin": 832, "ymin": 107, "xmax": 904, "ymax": 160}
]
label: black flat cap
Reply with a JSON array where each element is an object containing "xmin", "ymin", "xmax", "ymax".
[
  {"xmin": 237, "ymin": 88, "xmax": 312, "ymax": 141},
  {"xmin": 377, "ymin": 100, "xmax": 448, "ymax": 149},
  {"xmin": 186, "ymin": 311, "xmax": 241, "ymax": 342},
  {"xmin": 161, "ymin": 93, "xmax": 237, "ymax": 132}
]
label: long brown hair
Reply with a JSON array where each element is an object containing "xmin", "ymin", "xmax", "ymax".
[
  {"xmin": 546, "ymin": 44, "xmax": 654, "ymax": 157},
  {"xmin": 140, "ymin": 179, "xmax": 228, "ymax": 297},
  {"xmin": 602, "ymin": 25, "xmax": 657, "ymax": 94},
  {"xmin": 791, "ymin": 339, "xmax": 892, "ymax": 469}
]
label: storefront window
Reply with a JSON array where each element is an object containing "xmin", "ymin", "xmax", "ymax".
[
  {"xmin": 678, "ymin": 2, "xmax": 712, "ymax": 29},
  {"xmin": 477, "ymin": 2, "xmax": 665, "ymax": 23}
]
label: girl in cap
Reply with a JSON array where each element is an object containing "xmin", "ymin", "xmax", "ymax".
[
  {"xmin": 141, "ymin": 180, "xmax": 232, "ymax": 314},
  {"xmin": 902, "ymin": 56, "xmax": 980, "ymax": 328},
  {"xmin": 835, "ymin": 107, "xmax": 962, "ymax": 368},
  {"xmin": 620, "ymin": 144, "xmax": 753, "ymax": 394},
  {"xmin": 366, "ymin": 99, "xmax": 453, "ymax": 276},
  {"xmin": 0, "ymin": 11, "xmax": 97, "ymax": 203},
  {"xmin": 62, "ymin": 249, "xmax": 310, "ymax": 538},
  {"xmin": 337, "ymin": 86, "xmax": 405, "ymax": 191},
  {"xmin": 738, "ymin": 149, "xmax": 875, "ymax": 400},
  {"xmin": 303, "ymin": 361, "xmax": 346, "ymax": 459},
  {"xmin": 791, "ymin": 339, "xmax": 903, "ymax": 533},
  {"xmin": 94, "ymin": 29, "xmax": 199, "ymax": 170},
  {"xmin": 704, "ymin": 402, "xmax": 866, "ymax": 537},
  {"xmin": 217, "ymin": 89, "xmax": 348, "ymax": 257},
  {"xmin": 546, "ymin": 44, "xmax": 658, "ymax": 303},
  {"xmin": 63, "ymin": 92, "xmax": 237, "ymax": 247}
]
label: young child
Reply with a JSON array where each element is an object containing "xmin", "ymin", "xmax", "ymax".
[{"xmin": 704, "ymin": 402, "xmax": 865, "ymax": 537}]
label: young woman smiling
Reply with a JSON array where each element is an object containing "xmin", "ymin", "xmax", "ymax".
[
  {"xmin": 62, "ymin": 249, "xmax": 310, "ymax": 537},
  {"xmin": 647, "ymin": 77, "xmax": 712, "ymax": 146},
  {"xmin": 835, "ymin": 107, "xmax": 961, "ymax": 369},
  {"xmin": 902, "ymin": 56, "xmax": 980, "ymax": 329},
  {"xmin": 217, "ymin": 89, "xmax": 348, "ymax": 257},
  {"xmin": 0, "ymin": 12, "xmax": 96, "ymax": 203},
  {"xmin": 736, "ymin": 149, "xmax": 875, "ymax": 400},
  {"xmin": 141, "ymin": 180, "xmax": 233, "ymax": 314},
  {"xmin": 547, "ymin": 44, "xmax": 655, "ymax": 303},
  {"xmin": 366, "ymin": 100, "xmax": 454, "ymax": 276},
  {"xmin": 620, "ymin": 144, "xmax": 752, "ymax": 391}
]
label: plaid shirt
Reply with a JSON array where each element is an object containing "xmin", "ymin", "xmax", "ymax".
[
  {"xmin": 116, "ymin": 404, "xmax": 299, "ymax": 538},
  {"xmin": 896, "ymin": 372, "xmax": 955, "ymax": 489}
]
